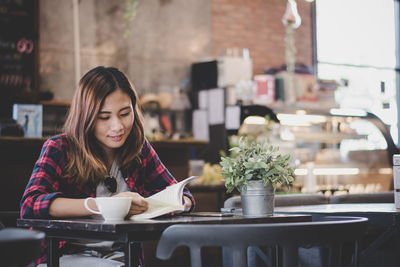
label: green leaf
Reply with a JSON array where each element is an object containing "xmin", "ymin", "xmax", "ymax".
[{"xmin": 230, "ymin": 147, "xmax": 241, "ymax": 153}]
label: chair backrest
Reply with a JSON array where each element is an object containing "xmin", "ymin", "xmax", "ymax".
[
  {"xmin": 329, "ymin": 191, "xmax": 394, "ymax": 204},
  {"xmin": 223, "ymin": 193, "xmax": 328, "ymax": 210},
  {"xmin": 0, "ymin": 228, "xmax": 45, "ymax": 266},
  {"xmin": 275, "ymin": 193, "xmax": 329, "ymax": 206},
  {"xmin": 156, "ymin": 216, "xmax": 368, "ymax": 267},
  {"xmin": 223, "ymin": 195, "xmax": 242, "ymax": 209}
]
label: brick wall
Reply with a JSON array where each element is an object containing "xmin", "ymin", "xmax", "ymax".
[{"xmin": 211, "ymin": 0, "xmax": 313, "ymax": 74}]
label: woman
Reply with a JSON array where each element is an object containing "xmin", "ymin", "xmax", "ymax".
[{"xmin": 20, "ymin": 66, "xmax": 194, "ymax": 266}]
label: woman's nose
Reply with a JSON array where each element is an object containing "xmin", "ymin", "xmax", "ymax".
[{"xmin": 110, "ymin": 117, "xmax": 123, "ymax": 131}]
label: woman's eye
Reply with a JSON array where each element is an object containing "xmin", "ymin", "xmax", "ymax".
[
  {"xmin": 98, "ymin": 117, "xmax": 109, "ymax": 120},
  {"xmin": 120, "ymin": 112, "xmax": 130, "ymax": 117}
]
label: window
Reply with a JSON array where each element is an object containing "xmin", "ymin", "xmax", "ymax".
[{"xmin": 315, "ymin": 0, "xmax": 399, "ymax": 145}]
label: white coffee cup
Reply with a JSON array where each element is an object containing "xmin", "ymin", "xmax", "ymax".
[{"xmin": 84, "ymin": 197, "xmax": 132, "ymax": 220}]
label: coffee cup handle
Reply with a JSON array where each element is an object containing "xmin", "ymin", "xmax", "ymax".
[{"xmin": 84, "ymin": 197, "xmax": 101, "ymax": 214}]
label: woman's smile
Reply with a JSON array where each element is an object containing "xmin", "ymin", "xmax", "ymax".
[{"xmin": 108, "ymin": 133, "xmax": 124, "ymax": 142}]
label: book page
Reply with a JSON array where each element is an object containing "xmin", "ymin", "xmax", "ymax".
[
  {"xmin": 130, "ymin": 176, "xmax": 198, "ymax": 220},
  {"xmin": 131, "ymin": 203, "xmax": 183, "ymax": 220},
  {"xmin": 147, "ymin": 176, "xmax": 198, "ymax": 205}
]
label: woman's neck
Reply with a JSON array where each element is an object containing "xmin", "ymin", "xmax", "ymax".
[{"xmin": 103, "ymin": 149, "xmax": 116, "ymax": 172}]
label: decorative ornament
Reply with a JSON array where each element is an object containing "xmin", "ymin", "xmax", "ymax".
[{"xmin": 282, "ymin": 0, "xmax": 302, "ymax": 29}]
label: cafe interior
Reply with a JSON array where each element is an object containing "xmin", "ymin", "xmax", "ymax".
[{"xmin": 0, "ymin": 0, "xmax": 400, "ymax": 266}]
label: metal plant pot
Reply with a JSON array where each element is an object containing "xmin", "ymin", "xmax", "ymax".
[{"xmin": 240, "ymin": 180, "xmax": 275, "ymax": 217}]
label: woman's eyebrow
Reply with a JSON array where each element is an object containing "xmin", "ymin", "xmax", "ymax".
[
  {"xmin": 119, "ymin": 106, "xmax": 131, "ymax": 112},
  {"xmin": 98, "ymin": 106, "xmax": 131, "ymax": 114}
]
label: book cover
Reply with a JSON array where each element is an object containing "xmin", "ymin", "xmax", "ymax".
[
  {"xmin": 130, "ymin": 176, "xmax": 198, "ymax": 220},
  {"xmin": 12, "ymin": 104, "xmax": 43, "ymax": 137}
]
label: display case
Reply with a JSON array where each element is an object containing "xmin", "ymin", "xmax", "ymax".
[{"xmin": 239, "ymin": 107, "xmax": 398, "ymax": 194}]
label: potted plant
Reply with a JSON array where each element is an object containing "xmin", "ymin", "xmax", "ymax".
[{"xmin": 220, "ymin": 136, "xmax": 294, "ymax": 216}]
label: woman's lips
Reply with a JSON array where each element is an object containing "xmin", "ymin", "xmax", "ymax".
[{"xmin": 109, "ymin": 134, "xmax": 123, "ymax": 142}]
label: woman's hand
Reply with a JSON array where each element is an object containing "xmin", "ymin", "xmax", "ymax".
[
  {"xmin": 113, "ymin": 192, "xmax": 148, "ymax": 215},
  {"xmin": 168, "ymin": 196, "xmax": 193, "ymax": 216},
  {"xmin": 183, "ymin": 196, "xmax": 193, "ymax": 212}
]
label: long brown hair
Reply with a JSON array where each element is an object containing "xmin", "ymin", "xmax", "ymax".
[{"xmin": 63, "ymin": 66, "xmax": 145, "ymax": 185}]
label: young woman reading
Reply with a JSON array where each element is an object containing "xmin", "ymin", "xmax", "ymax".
[{"xmin": 20, "ymin": 66, "xmax": 194, "ymax": 266}]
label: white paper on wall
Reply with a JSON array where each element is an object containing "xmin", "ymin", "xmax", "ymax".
[
  {"xmin": 225, "ymin": 105, "xmax": 240, "ymax": 130},
  {"xmin": 207, "ymin": 88, "xmax": 225, "ymax": 125},
  {"xmin": 192, "ymin": 109, "xmax": 209, "ymax": 141},
  {"xmin": 198, "ymin": 90, "xmax": 208, "ymax": 109}
]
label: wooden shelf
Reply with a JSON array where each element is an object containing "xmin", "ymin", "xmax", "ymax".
[
  {"xmin": 150, "ymin": 138, "xmax": 208, "ymax": 148},
  {"xmin": 270, "ymin": 100, "xmax": 339, "ymax": 114},
  {"xmin": 292, "ymin": 131, "xmax": 367, "ymax": 144},
  {"xmin": 40, "ymin": 100, "xmax": 71, "ymax": 107}
]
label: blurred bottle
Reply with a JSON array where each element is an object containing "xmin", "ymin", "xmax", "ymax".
[
  {"xmin": 393, "ymin": 154, "xmax": 400, "ymax": 209},
  {"xmin": 303, "ymin": 162, "xmax": 316, "ymax": 193}
]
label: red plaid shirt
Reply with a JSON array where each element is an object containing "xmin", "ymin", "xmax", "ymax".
[{"xmin": 20, "ymin": 134, "xmax": 194, "ymax": 266}]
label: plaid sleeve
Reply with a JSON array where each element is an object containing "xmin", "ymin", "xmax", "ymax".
[
  {"xmin": 20, "ymin": 136, "xmax": 66, "ymax": 219},
  {"xmin": 140, "ymin": 140, "xmax": 195, "ymax": 209}
]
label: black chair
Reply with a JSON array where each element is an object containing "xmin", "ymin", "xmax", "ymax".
[
  {"xmin": 0, "ymin": 228, "xmax": 45, "ymax": 267},
  {"xmin": 156, "ymin": 216, "xmax": 368, "ymax": 267},
  {"xmin": 222, "ymin": 194, "xmax": 343, "ymax": 267}
]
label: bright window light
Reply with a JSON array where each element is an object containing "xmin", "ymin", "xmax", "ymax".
[
  {"xmin": 295, "ymin": 168, "xmax": 360, "ymax": 176},
  {"xmin": 277, "ymin": 113, "xmax": 327, "ymax": 126},
  {"xmin": 329, "ymin": 108, "xmax": 367, "ymax": 117},
  {"xmin": 243, "ymin": 116, "xmax": 266, "ymax": 125}
]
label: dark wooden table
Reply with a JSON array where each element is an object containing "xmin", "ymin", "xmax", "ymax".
[
  {"xmin": 17, "ymin": 213, "xmax": 311, "ymax": 267},
  {"xmin": 276, "ymin": 203, "xmax": 400, "ymax": 266}
]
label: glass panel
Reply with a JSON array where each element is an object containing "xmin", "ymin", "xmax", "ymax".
[
  {"xmin": 316, "ymin": 0, "xmax": 396, "ymax": 68},
  {"xmin": 341, "ymin": 119, "xmax": 387, "ymax": 153},
  {"xmin": 318, "ymin": 63, "xmax": 398, "ymax": 144}
]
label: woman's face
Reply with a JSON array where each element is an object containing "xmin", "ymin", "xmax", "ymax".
[{"xmin": 94, "ymin": 89, "xmax": 134, "ymax": 156}]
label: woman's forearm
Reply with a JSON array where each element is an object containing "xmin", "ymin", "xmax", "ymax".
[{"xmin": 49, "ymin": 197, "xmax": 98, "ymax": 217}]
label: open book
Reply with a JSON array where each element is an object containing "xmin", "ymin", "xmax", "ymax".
[{"xmin": 130, "ymin": 176, "xmax": 198, "ymax": 220}]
